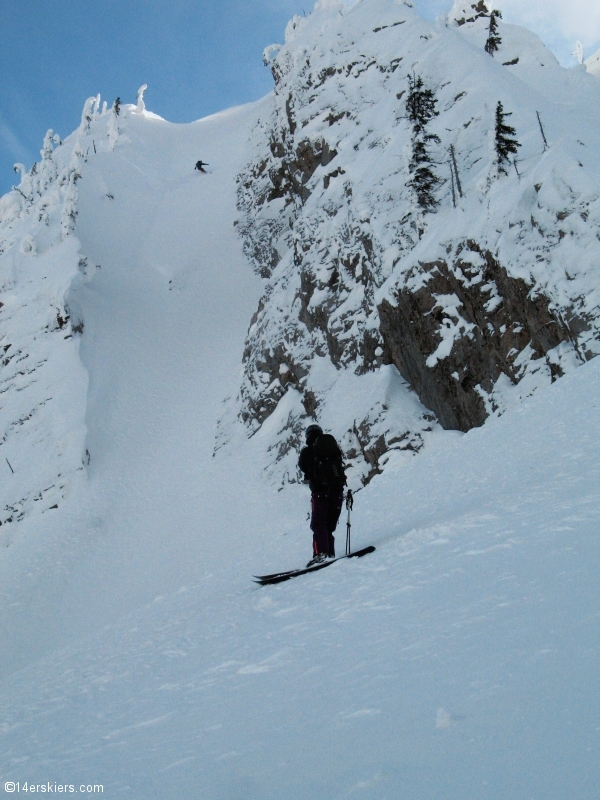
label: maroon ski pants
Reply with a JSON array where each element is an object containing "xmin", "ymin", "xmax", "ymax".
[{"xmin": 311, "ymin": 489, "xmax": 344, "ymax": 557}]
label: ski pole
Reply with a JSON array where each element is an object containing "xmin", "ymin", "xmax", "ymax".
[{"xmin": 345, "ymin": 489, "xmax": 353, "ymax": 555}]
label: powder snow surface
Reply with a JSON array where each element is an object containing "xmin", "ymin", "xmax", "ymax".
[
  {"xmin": 1, "ymin": 311, "xmax": 599, "ymax": 799},
  {"xmin": 0, "ymin": 3, "xmax": 599, "ymax": 799}
]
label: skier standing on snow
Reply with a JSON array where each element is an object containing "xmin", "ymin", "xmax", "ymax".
[
  {"xmin": 298, "ymin": 424, "xmax": 347, "ymax": 567},
  {"xmin": 195, "ymin": 160, "xmax": 209, "ymax": 173}
]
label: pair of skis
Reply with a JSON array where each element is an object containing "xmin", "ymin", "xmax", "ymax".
[
  {"xmin": 253, "ymin": 489, "xmax": 375, "ymax": 586},
  {"xmin": 253, "ymin": 545, "xmax": 376, "ymax": 585}
]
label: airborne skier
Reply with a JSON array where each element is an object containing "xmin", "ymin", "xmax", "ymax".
[{"xmin": 298, "ymin": 424, "xmax": 347, "ymax": 567}]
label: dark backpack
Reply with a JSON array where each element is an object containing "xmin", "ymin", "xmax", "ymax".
[{"xmin": 314, "ymin": 433, "xmax": 346, "ymax": 491}]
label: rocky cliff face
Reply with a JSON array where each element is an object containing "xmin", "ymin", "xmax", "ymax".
[
  {"xmin": 228, "ymin": 0, "xmax": 600, "ymax": 487},
  {"xmin": 378, "ymin": 243, "xmax": 579, "ymax": 431}
]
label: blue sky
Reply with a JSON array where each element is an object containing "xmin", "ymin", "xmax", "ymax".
[{"xmin": 1, "ymin": 0, "xmax": 599, "ymax": 195}]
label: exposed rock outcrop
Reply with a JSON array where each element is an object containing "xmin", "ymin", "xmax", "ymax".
[
  {"xmin": 379, "ymin": 243, "xmax": 582, "ymax": 431},
  {"xmin": 225, "ymin": 0, "xmax": 600, "ymax": 487}
]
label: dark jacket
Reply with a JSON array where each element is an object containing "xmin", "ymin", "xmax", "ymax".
[
  {"xmin": 299, "ymin": 445, "xmax": 321, "ymax": 493},
  {"xmin": 299, "ymin": 436, "xmax": 345, "ymax": 493}
]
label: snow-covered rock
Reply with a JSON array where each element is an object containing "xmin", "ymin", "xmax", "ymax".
[
  {"xmin": 0, "ymin": 98, "xmax": 101, "ymax": 531},
  {"xmin": 230, "ymin": 0, "xmax": 600, "ymax": 486},
  {"xmin": 585, "ymin": 47, "xmax": 600, "ymax": 80},
  {"xmin": 448, "ymin": 0, "xmax": 490, "ymax": 27}
]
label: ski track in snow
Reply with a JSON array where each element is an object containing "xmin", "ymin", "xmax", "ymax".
[{"xmin": 0, "ymin": 5, "xmax": 599, "ymax": 799}]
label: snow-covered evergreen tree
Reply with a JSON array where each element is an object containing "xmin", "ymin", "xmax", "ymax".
[
  {"xmin": 572, "ymin": 41, "xmax": 584, "ymax": 65},
  {"xmin": 108, "ymin": 98, "xmax": 121, "ymax": 151},
  {"xmin": 37, "ymin": 128, "xmax": 58, "ymax": 194},
  {"xmin": 136, "ymin": 84, "xmax": 147, "ymax": 115},
  {"xmin": 484, "ymin": 9, "xmax": 502, "ymax": 55},
  {"xmin": 494, "ymin": 101, "xmax": 520, "ymax": 174},
  {"xmin": 92, "ymin": 93, "xmax": 101, "ymax": 120},
  {"xmin": 406, "ymin": 74, "xmax": 441, "ymax": 211},
  {"xmin": 81, "ymin": 96, "xmax": 95, "ymax": 133},
  {"xmin": 41, "ymin": 129, "xmax": 54, "ymax": 161}
]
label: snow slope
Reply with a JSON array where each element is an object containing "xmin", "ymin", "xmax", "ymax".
[
  {"xmin": 1, "ymin": 345, "xmax": 599, "ymax": 799},
  {"xmin": 585, "ymin": 47, "xmax": 600, "ymax": 79},
  {"xmin": 0, "ymin": 98, "xmax": 278, "ymax": 674}
]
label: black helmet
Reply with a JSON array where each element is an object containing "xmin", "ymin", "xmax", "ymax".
[{"xmin": 305, "ymin": 424, "xmax": 323, "ymax": 444}]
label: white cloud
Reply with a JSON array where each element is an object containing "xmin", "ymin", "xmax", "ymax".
[
  {"xmin": 412, "ymin": 0, "xmax": 600, "ymax": 65},
  {"xmin": 495, "ymin": 0, "xmax": 600, "ymax": 65},
  {"xmin": 0, "ymin": 111, "xmax": 33, "ymax": 166},
  {"xmin": 501, "ymin": 0, "xmax": 600, "ymax": 47},
  {"xmin": 282, "ymin": 0, "xmax": 600, "ymax": 64}
]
